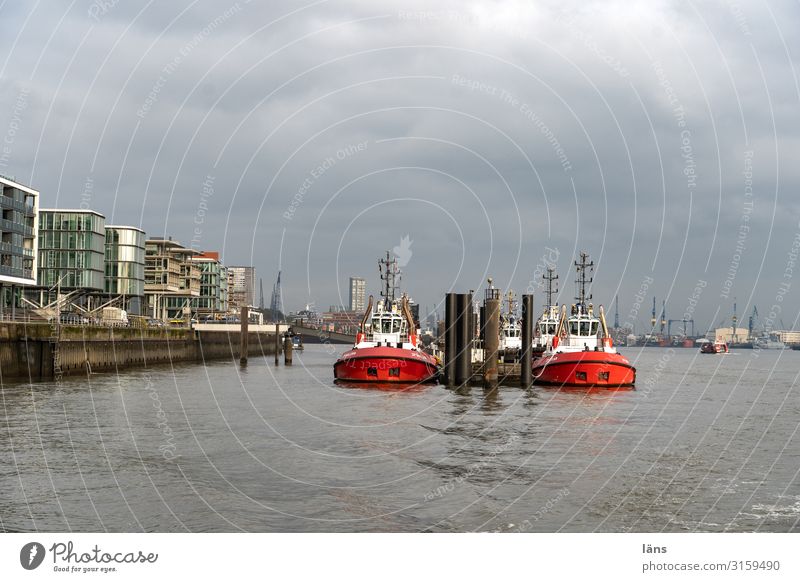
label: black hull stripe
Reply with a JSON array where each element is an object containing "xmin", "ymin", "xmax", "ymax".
[
  {"xmin": 533, "ymin": 380, "xmax": 635, "ymax": 388},
  {"xmin": 334, "ymin": 377, "xmax": 438, "ymax": 384},
  {"xmin": 532, "ymin": 359, "xmax": 636, "ymax": 372},
  {"xmin": 336, "ymin": 355, "xmax": 439, "ymax": 368}
]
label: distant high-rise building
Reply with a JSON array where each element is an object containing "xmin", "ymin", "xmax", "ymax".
[
  {"xmin": 349, "ymin": 276, "xmax": 366, "ymax": 312},
  {"xmin": 227, "ymin": 266, "xmax": 255, "ymax": 310}
]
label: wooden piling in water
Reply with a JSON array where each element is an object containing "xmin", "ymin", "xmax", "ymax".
[
  {"xmin": 455, "ymin": 294, "xmax": 471, "ymax": 386},
  {"xmin": 240, "ymin": 306, "xmax": 249, "ymax": 365},
  {"xmin": 521, "ymin": 294, "xmax": 534, "ymax": 388},
  {"xmin": 284, "ymin": 335, "xmax": 293, "ymax": 365},
  {"xmin": 483, "ymin": 287, "xmax": 500, "ymax": 388},
  {"xmin": 274, "ymin": 321, "xmax": 280, "ymax": 365},
  {"xmin": 444, "ymin": 293, "xmax": 456, "ymax": 386}
]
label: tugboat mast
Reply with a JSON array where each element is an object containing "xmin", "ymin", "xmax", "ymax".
[
  {"xmin": 543, "ymin": 267, "xmax": 559, "ymax": 307},
  {"xmin": 379, "ymin": 251, "xmax": 400, "ymax": 302},
  {"xmin": 574, "ymin": 252, "xmax": 594, "ymax": 307}
]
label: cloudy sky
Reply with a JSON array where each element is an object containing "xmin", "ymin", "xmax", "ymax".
[{"xmin": 1, "ymin": 0, "xmax": 798, "ymax": 333}]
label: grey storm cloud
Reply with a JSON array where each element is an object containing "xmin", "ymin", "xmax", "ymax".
[{"xmin": 1, "ymin": 0, "xmax": 799, "ymax": 331}]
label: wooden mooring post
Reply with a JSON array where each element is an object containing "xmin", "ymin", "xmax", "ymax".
[
  {"xmin": 274, "ymin": 321, "xmax": 280, "ymax": 365},
  {"xmin": 444, "ymin": 292, "xmax": 457, "ymax": 386},
  {"xmin": 521, "ymin": 294, "xmax": 534, "ymax": 388},
  {"xmin": 240, "ymin": 306, "xmax": 249, "ymax": 365},
  {"xmin": 284, "ymin": 334, "xmax": 293, "ymax": 365},
  {"xmin": 483, "ymin": 282, "xmax": 500, "ymax": 388},
  {"xmin": 455, "ymin": 293, "xmax": 472, "ymax": 386}
]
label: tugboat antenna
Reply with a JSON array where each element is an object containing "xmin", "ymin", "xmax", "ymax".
[
  {"xmin": 379, "ymin": 251, "xmax": 400, "ymax": 302},
  {"xmin": 543, "ymin": 267, "xmax": 559, "ymax": 307},
  {"xmin": 574, "ymin": 252, "xmax": 594, "ymax": 307}
]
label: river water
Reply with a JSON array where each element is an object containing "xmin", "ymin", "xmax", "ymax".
[{"xmin": 1, "ymin": 346, "xmax": 798, "ymax": 532}]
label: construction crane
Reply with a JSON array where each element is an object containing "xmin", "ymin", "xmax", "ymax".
[
  {"xmin": 660, "ymin": 300, "xmax": 666, "ymax": 336},
  {"xmin": 269, "ymin": 271, "xmax": 284, "ymax": 322},
  {"xmin": 614, "ymin": 295, "xmax": 620, "ymax": 329}
]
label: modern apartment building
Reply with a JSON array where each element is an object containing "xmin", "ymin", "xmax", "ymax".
[
  {"xmin": 34, "ymin": 209, "xmax": 106, "ymax": 306},
  {"xmin": 227, "ymin": 265, "xmax": 255, "ymax": 310},
  {"xmin": 104, "ymin": 225, "xmax": 146, "ymax": 314},
  {"xmin": 144, "ymin": 237, "xmax": 200, "ymax": 320},
  {"xmin": 0, "ymin": 175, "xmax": 38, "ymax": 311},
  {"xmin": 190, "ymin": 251, "xmax": 228, "ymax": 315},
  {"xmin": 349, "ymin": 276, "xmax": 366, "ymax": 313}
]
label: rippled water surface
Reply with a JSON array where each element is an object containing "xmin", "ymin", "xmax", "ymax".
[{"xmin": 1, "ymin": 346, "xmax": 798, "ymax": 532}]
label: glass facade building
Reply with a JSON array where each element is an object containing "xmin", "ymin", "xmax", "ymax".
[
  {"xmin": 36, "ymin": 209, "xmax": 105, "ymax": 299},
  {"xmin": 191, "ymin": 252, "xmax": 228, "ymax": 315},
  {"xmin": 105, "ymin": 225, "xmax": 146, "ymax": 314}
]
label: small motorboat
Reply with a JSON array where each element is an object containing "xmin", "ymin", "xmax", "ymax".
[{"xmin": 700, "ymin": 340, "xmax": 729, "ymax": 354}]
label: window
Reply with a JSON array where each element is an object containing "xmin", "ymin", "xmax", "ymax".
[
  {"xmin": 576, "ymin": 371, "xmax": 587, "ymax": 381},
  {"xmin": 367, "ymin": 367, "xmax": 378, "ymax": 377},
  {"xmin": 579, "ymin": 322, "xmax": 590, "ymax": 336},
  {"xmin": 389, "ymin": 367, "xmax": 400, "ymax": 377},
  {"xmin": 598, "ymin": 371, "xmax": 610, "ymax": 381},
  {"xmin": 570, "ymin": 321, "xmax": 579, "ymax": 335}
]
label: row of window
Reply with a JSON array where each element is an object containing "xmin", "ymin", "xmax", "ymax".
[
  {"xmin": 39, "ymin": 212, "xmax": 105, "ymax": 234},
  {"xmin": 40, "ymin": 250, "xmax": 104, "ymax": 270},
  {"xmin": 39, "ymin": 269, "xmax": 104, "ymax": 289},
  {"xmin": 104, "ymin": 279, "xmax": 144, "ymax": 295},
  {"xmin": 39, "ymin": 231, "xmax": 105, "ymax": 252},
  {"xmin": 105, "ymin": 246, "xmax": 145, "ymax": 263},
  {"xmin": 105, "ymin": 263, "xmax": 144, "ymax": 278},
  {"xmin": 105, "ymin": 229, "xmax": 144, "ymax": 246}
]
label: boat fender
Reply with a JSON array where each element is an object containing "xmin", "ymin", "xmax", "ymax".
[
  {"xmin": 604, "ymin": 337, "xmax": 613, "ymax": 348},
  {"xmin": 552, "ymin": 336, "xmax": 559, "ymax": 348},
  {"xmin": 356, "ymin": 332, "xmax": 365, "ymax": 344}
]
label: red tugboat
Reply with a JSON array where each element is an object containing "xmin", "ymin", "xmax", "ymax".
[
  {"xmin": 333, "ymin": 253, "xmax": 440, "ymax": 384},
  {"xmin": 532, "ymin": 253, "xmax": 636, "ymax": 388},
  {"xmin": 700, "ymin": 340, "xmax": 729, "ymax": 354}
]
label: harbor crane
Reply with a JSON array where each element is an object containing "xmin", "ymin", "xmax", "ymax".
[
  {"xmin": 650, "ymin": 297, "xmax": 657, "ymax": 328},
  {"xmin": 748, "ymin": 305, "xmax": 759, "ymax": 336}
]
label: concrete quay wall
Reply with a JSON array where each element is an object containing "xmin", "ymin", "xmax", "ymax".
[{"xmin": 0, "ymin": 323, "xmax": 285, "ymax": 380}]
